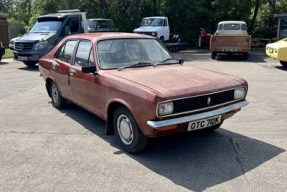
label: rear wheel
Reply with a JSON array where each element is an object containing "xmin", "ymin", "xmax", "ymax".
[
  {"xmin": 243, "ymin": 53, "xmax": 249, "ymax": 60},
  {"xmin": 23, "ymin": 61, "xmax": 37, "ymax": 67},
  {"xmin": 50, "ymin": 82, "xmax": 67, "ymax": 109},
  {"xmin": 211, "ymin": 52, "xmax": 217, "ymax": 59},
  {"xmin": 113, "ymin": 107, "xmax": 148, "ymax": 153},
  {"xmin": 280, "ymin": 61, "xmax": 287, "ymax": 67}
]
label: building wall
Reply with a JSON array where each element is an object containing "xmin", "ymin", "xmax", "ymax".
[{"xmin": 0, "ymin": 13, "xmax": 9, "ymax": 48}]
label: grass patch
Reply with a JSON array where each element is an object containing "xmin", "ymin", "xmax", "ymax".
[{"xmin": 3, "ymin": 48, "xmax": 13, "ymax": 58}]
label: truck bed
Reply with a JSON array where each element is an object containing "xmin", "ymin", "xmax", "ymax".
[{"xmin": 210, "ymin": 35, "xmax": 251, "ymax": 53}]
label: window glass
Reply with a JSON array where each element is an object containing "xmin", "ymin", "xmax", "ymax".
[
  {"xmin": 75, "ymin": 41, "xmax": 92, "ymax": 66},
  {"xmin": 217, "ymin": 24, "xmax": 223, "ymax": 30},
  {"xmin": 89, "ymin": 49, "xmax": 95, "ymax": 66},
  {"xmin": 55, "ymin": 40, "xmax": 77, "ymax": 63},
  {"xmin": 66, "ymin": 17, "xmax": 80, "ymax": 34},
  {"xmin": 241, "ymin": 24, "xmax": 248, "ymax": 30},
  {"xmin": 223, "ymin": 24, "xmax": 241, "ymax": 30},
  {"xmin": 97, "ymin": 39, "xmax": 173, "ymax": 69}
]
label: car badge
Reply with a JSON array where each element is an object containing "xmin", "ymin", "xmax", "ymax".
[
  {"xmin": 207, "ymin": 97, "xmax": 211, "ymax": 105},
  {"xmin": 18, "ymin": 43, "xmax": 24, "ymax": 51}
]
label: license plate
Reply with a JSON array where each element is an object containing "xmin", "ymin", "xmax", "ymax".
[
  {"xmin": 18, "ymin": 56, "xmax": 28, "ymax": 61},
  {"xmin": 269, "ymin": 48, "xmax": 273, "ymax": 53},
  {"xmin": 187, "ymin": 115, "xmax": 222, "ymax": 131}
]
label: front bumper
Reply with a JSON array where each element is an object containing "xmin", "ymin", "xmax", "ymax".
[
  {"xmin": 13, "ymin": 49, "xmax": 48, "ymax": 62},
  {"xmin": 147, "ymin": 100, "xmax": 249, "ymax": 129}
]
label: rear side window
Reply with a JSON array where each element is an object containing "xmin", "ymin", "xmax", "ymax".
[
  {"xmin": 241, "ymin": 24, "xmax": 248, "ymax": 30},
  {"xmin": 74, "ymin": 41, "xmax": 93, "ymax": 66},
  {"xmin": 55, "ymin": 40, "xmax": 77, "ymax": 63}
]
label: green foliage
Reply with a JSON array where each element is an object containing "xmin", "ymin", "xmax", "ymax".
[
  {"xmin": 2, "ymin": 0, "xmax": 287, "ymax": 43},
  {"xmin": 3, "ymin": 48, "xmax": 13, "ymax": 58}
]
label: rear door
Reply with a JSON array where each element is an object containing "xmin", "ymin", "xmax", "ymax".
[{"xmin": 52, "ymin": 39, "xmax": 78, "ymax": 99}]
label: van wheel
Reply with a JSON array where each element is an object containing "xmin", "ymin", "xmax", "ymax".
[
  {"xmin": 50, "ymin": 82, "xmax": 66, "ymax": 109},
  {"xmin": 243, "ymin": 53, "xmax": 249, "ymax": 60},
  {"xmin": 23, "ymin": 61, "xmax": 37, "ymax": 67},
  {"xmin": 280, "ymin": 61, "xmax": 287, "ymax": 67},
  {"xmin": 211, "ymin": 52, "xmax": 217, "ymax": 59},
  {"xmin": 113, "ymin": 107, "xmax": 148, "ymax": 153}
]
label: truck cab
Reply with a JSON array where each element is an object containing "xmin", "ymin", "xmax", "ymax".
[
  {"xmin": 87, "ymin": 18, "xmax": 118, "ymax": 32},
  {"xmin": 13, "ymin": 9, "xmax": 88, "ymax": 67},
  {"xmin": 133, "ymin": 16, "xmax": 170, "ymax": 41}
]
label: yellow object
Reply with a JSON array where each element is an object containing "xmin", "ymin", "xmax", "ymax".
[{"xmin": 266, "ymin": 38, "xmax": 287, "ymax": 63}]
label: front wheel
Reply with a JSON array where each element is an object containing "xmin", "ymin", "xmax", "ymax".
[
  {"xmin": 211, "ymin": 52, "xmax": 217, "ymax": 59},
  {"xmin": 280, "ymin": 61, "xmax": 287, "ymax": 67},
  {"xmin": 113, "ymin": 107, "xmax": 148, "ymax": 153},
  {"xmin": 50, "ymin": 82, "xmax": 67, "ymax": 109},
  {"xmin": 243, "ymin": 53, "xmax": 249, "ymax": 60}
]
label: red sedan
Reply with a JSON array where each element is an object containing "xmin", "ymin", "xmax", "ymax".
[{"xmin": 39, "ymin": 33, "xmax": 248, "ymax": 153}]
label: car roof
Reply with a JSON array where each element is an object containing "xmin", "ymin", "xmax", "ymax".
[
  {"xmin": 87, "ymin": 18, "xmax": 113, "ymax": 21},
  {"xmin": 218, "ymin": 21, "xmax": 247, "ymax": 25},
  {"xmin": 65, "ymin": 32, "xmax": 154, "ymax": 41}
]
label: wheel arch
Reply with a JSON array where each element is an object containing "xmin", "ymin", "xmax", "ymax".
[
  {"xmin": 45, "ymin": 78, "xmax": 54, "ymax": 97},
  {"xmin": 106, "ymin": 101, "xmax": 133, "ymax": 135}
]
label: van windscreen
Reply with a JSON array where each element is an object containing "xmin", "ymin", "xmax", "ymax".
[{"xmin": 30, "ymin": 21, "xmax": 62, "ymax": 33}]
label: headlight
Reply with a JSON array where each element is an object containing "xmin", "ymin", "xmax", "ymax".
[
  {"xmin": 234, "ymin": 87, "xmax": 247, "ymax": 99},
  {"xmin": 35, "ymin": 41, "xmax": 49, "ymax": 50},
  {"xmin": 151, "ymin": 32, "xmax": 157, "ymax": 36},
  {"xmin": 158, "ymin": 101, "xmax": 174, "ymax": 116}
]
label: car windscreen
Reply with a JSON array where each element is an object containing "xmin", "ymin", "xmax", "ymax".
[
  {"xmin": 97, "ymin": 38, "xmax": 175, "ymax": 69},
  {"xmin": 30, "ymin": 21, "xmax": 62, "ymax": 33},
  {"xmin": 140, "ymin": 18, "xmax": 163, "ymax": 27}
]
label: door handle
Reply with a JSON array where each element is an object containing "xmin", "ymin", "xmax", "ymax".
[{"xmin": 69, "ymin": 68, "xmax": 76, "ymax": 76}]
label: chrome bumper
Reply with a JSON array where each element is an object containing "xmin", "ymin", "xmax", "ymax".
[{"xmin": 147, "ymin": 100, "xmax": 249, "ymax": 129}]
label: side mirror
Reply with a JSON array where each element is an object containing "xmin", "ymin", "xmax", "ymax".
[
  {"xmin": 82, "ymin": 65, "xmax": 96, "ymax": 74},
  {"xmin": 179, "ymin": 58, "xmax": 184, "ymax": 65}
]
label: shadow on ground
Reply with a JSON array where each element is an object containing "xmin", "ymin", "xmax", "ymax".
[
  {"xmin": 17, "ymin": 65, "xmax": 39, "ymax": 72},
  {"xmin": 172, "ymin": 48, "xmax": 268, "ymax": 63},
  {"xmin": 56, "ymin": 102, "xmax": 285, "ymax": 192}
]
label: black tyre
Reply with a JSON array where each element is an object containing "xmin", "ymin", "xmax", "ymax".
[
  {"xmin": 208, "ymin": 121, "xmax": 223, "ymax": 130},
  {"xmin": 113, "ymin": 107, "xmax": 148, "ymax": 153},
  {"xmin": 50, "ymin": 82, "xmax": 67, "ymax": 109},
  {"xmin": 280, "ymin": 61, "xmax": 287, "ymax": 67},
  {"xmin": 23, "ymin": 61, "xmax": 37, "ymax": 67},
  {"xmin": 243, "ymin": 53, "xmax": 249, "ymax": 60},
  {"xmin": 0, "ymin": 56, "xmax": 2, "ymax": 62},
  {"xmin": 211, "ymin": 52, "xmax": 217, "ymax": 59}
]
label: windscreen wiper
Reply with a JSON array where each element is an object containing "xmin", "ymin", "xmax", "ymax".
[
  {"xmin": 118, "ymin": 62, "xmax": 153, "ymax": 71},
  {"xmin": 153, "ymin": 58, "xmax": 178, "ymax": 66}
]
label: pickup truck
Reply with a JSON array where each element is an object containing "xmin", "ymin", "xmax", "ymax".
[
  {"xmin": 13, "ymin": 9, "xmax": 88, "ymax": 67},
  {"xmin": 210, "ymin": 21, "xmax": 251, "ymax": 60},
  {"xmin": 133, "ymin": 16, "xmax": 181, "ymax": 51}
]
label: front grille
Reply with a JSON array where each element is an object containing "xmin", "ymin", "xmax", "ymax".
[
  {"xmin": 171, "ymin": 89, "xmax": 237, "ymax": 115},
  {"xmin": 15, "ymin": 42, "xmax": 34, "ymax": 51},
  {"xmin": 136, "ymin": 32, "xmax": 156, "ymax": 37}
]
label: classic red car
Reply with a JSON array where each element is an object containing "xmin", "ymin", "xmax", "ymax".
[{"xmin": 39, "ymin": 33, "xmax": 249, "ymax": 153}]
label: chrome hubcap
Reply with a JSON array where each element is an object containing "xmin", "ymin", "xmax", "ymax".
[
  {"xmin": 117, "ymin": 114, "xmax": 133, "ymax": 145},
  {"xmin": 51, "ymin": 84, "xmax": 59, "ymax": 103}
]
